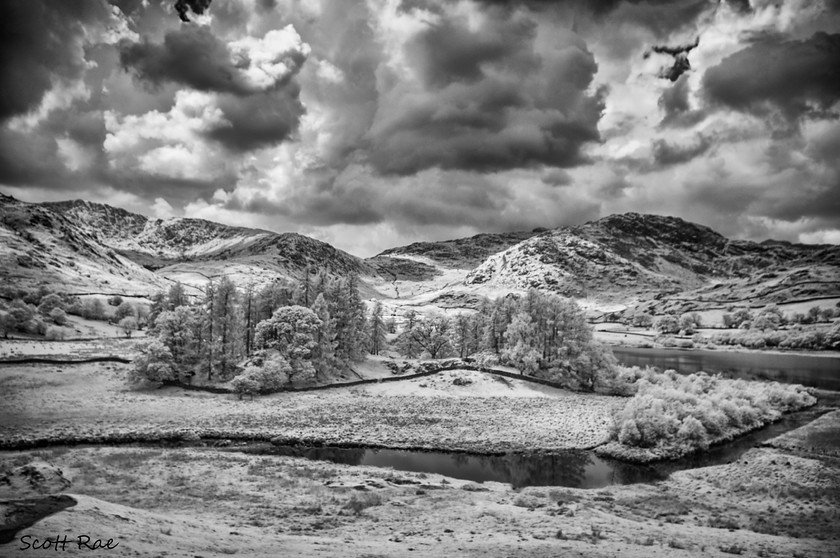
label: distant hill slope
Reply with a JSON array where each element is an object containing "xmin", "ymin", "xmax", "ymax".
[
  {"xmin": 463, "ymin": 213, "xmax": 840, "ymax": 307},
  {"xmin": 2, "ymin": 195, "xmax": 374, "ymax": 294},
  {"xmin": 3, "ymin": 194, "xmax": 837, "ymax": 310},
  {"xmin": 0, "ymin": 194, "xmax": 167, "ymax": 294}
]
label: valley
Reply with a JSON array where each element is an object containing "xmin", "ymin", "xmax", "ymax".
[{"xmin": 1, "ymin": 194, "xmax": 839, "ymax": 557}]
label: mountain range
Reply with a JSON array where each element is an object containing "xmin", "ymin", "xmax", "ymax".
[{"xmin": 1, "ymin": 193, "xmax": 837, "ymax": 315}]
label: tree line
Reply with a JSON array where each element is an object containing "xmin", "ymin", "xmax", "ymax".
[
  {"xmin": 393, "ymin": 292, "xmax": 617, "ymax": 391},
  {"xmin": 133, "ymin": 275, "xmax": 616, "ymax": 396},
  {"xmin": 133, "ymin": 272, "xmax": 369, "ymax": 387}
]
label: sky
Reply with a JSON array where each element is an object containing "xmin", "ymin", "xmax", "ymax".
[{"xmin": 1, "ymin": 0, "xmax": 840, "ymax": 257}]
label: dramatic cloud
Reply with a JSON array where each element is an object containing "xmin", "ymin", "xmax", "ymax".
[
  {"xmin": 0, "ymin": 1, "xmax": 112, "ymax": 121},
  {"xmin": 120, "ymin": 24, "xmax": 309, "ymax": 95},
  {"xmin": 702, "ymin": 32, "xmax": 840, "ymax": 120},
  {"xmin": 365, "ymin": 3, "xmax": 604, "ymax": 175},
  {"xmin": 651, "ymin": 136, "xmax": 711, "ymax": 167},
  {"xmin": 2, "ymin": 0, "xmax": 840, "ymax": 255}
]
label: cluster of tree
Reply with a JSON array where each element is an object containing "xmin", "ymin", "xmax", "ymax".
[
  {"xmin": 0, "ymin": 287, "xmax": 79, "ymax": 339},
  {"xmin": 393, "ymin": 291, "xmax": 617, "ymax": 391},
  {"xmin": 613, "ymin": 368, "xmax": 815, "ymax": 458},
  {"xmin": 709, "ymin": 322, "xmax": 840, "ymax": 351},
  {"xmin": 722, "ymin": 303, "xmax": 840, "ymax": 330},
  {"xmin": 654, "ymin": 312, "xmax": 702, "ymax": 335},
  {"xmin": 133, "ymin": 272, "xmax": 369, "ymax": 389}
]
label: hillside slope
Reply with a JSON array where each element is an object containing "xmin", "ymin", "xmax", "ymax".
[
  {"xmin": 2, "ymin": 196, "xmax": 375, "ymax": 294},
  {"xmin": 0, "ymin": 194, "xmax": 167, "ymax": 295},
  {"xmin": 463, "ymin": 213, "xmax": 840, "ymax": 308}
]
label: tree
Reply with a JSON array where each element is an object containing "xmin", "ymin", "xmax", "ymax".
[
  {"xmin": 0, "ymin": 312, "xmax": 13, "ymax": 338},
  {"xmin": 83, "ymin": 298, "xmax": 106, "ymax": 320},
  {"xmin": 49, "ymin": 307, "xmax": 67, "ymax": 326},
  {"xmin": 38, "ymin": 294, "xmax": 65, "ymax": 315},
  {"xmin": 367, "ymin": 301, "xmax": 387, "ymax": 355},
  {"xmin": 311, "ymin": 294, "xmax": 339, "ymax": 378},
  {"xmin": 632, "ymin": 312, "xmax": 653, "ymax": 328},
  {"xmin": 210, "ymin": 276, "xmax": 241, "ymax": 379},
  {"xmin": 130, "ymin": 339, "xmax": 176, "ymax": 383},
  {"xmin": 730, "ymin": 308, "xmax": 753, "ymax": 328},
  {"xmin": 148, "ymin": 291, "xmax": 167, "ymax": 327},
  {"xmin": 410, "ymin": 314, "xmax": 453, "ymax": 359},
  {"xmin": 108, "ymin": 295, "xmax": 123, "ymax": 307},
  {"xmin": 327, "ymin": 275, "xmax": 367, "ymax": 365},
  {"xmin": 255, "ymin": 305, "xmax": 321, "ymax": 383},
  {"xmin": 119, "ymin": 316, "xmax": 138, "ymax": 337},
  {"xmin": 452, "ymin": 313, "xmax": 478, "ymax": 358},
  {"xmin": 114, "ymin": 301, "xmax": 135, "ymax": 322},
  {"xmin": 168, "ymin": 282, "xmax": 187, "ymax": 310},
  {"xmin": 8, "ymin": 300, "xmax": 35, "ymax": 331},
  {"xmin": 655, "ymin": 314, "xmax": 680, "ymax": 334},
  {"xmin": 503, "ymin": 312, "xmax": 541, "ymax": 375},
  {"xmin": 679, "ymin": 312, "xmax": 701, "ymax": 334},
  {"xmin": 152, "ymin": 306, "xmax": 199, "ymax": 373},
  {"xmin": 395, "ymin": 309, "xmax": 420, "ymax": 358}
]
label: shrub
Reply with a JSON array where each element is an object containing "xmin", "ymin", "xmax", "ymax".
[
  {"xmin": 343, "ymin": 492, "xmax": 383, "ymax": 515},
  {"xmin": 113, "ymin": 301, "xmax": 135, "ymax": 322},
  {"xmin": 655, "ymin": 314, "xmax": 680, "ymax": 334},
  {"xmin": 38, "ymin": 293, "xmax": 65, "ymax": 315},
  {"xmin": 49, "ymin": 307, "xmax": 67, "ymax": 326},
  {"xmin": 108, "ymin": 295, "xmax": 124, "ymax": 307},
  {"xmin": 612, "ymin": 369, "xmax": 815, "ymax": 457},
  {"xmin": 45, "ymin": 326, "xmax": 66, "ymax": 341},
  {"xmin": 231, "ymin": 376, "xmax": 260, "ymax": 400},
  {"xmin": 119, "ymin": 316, "xmax": 138, "ymax": 337}
]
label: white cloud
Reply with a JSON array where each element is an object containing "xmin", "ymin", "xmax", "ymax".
[
  {"xmin": 228, "ymin": 25, "xmax": 311, "ymax": 91},
  {"xmin": 151, "ymin": 197, "xmax": 177, "ymax": 219},
  {"xmin": 103, "ymin": 90, "xmax": 230, "ymax": 181}
]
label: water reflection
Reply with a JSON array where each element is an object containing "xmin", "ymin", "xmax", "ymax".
[
  {"xmin": 243, "ymin": 445, "xmax": 664, "ymax": 489},
  {"xmin": 612, "ymin": 347, "xmax": 840, "ymax": 390}
]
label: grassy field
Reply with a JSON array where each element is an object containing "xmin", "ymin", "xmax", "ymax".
[
  {"xmin": 1, "ymin": 442, "xmax": 837, "ymax": 557},
  {"xmin": 0, "ymin": 361, "xmax": 620, "ymax": 453}
]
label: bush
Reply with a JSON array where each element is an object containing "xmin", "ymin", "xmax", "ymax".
[
  {"xmin": 232, "ymin": 353, "xmax": 292, "ymax": 395},
  {"xmin": 655, "ymin": 315, "xmax": 680, "ymax": 334},
  {"xmin": 612, "ymin": 369, "xmax": 815, "ymax": 457},
  {"xmin": 343, "ymin": 492, "xmax": 383, "ymax": 515},
  {"xmin": 114, "ymin": 301, "xmax": 135, "ymax": 322},
  {"xmin": 49, "ymin": 308, "xmax": 67, "ymax": 326},
  {"xmin": 108, "ymin": 295, "xmax": 123, "ymax": 307},
  {"xmin": 38, "ymin": 293, "xmax": 65, "ymax": 315},
  {"xmin": 119, "ymin": 316, "xmax": 138, "ymax": 337},
  {"xmin": 231, "ymin": 376, "xmax": 260, "ymax": 400},
  {"xmin": 45, "ymin": 326, "xmax": 66, "ymax": 341}
]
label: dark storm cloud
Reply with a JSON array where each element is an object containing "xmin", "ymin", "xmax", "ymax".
[
  {"xmin": 404, "ymin": 17, "xmax": 538, "ymax": 87},
  {"xmin": 473, "ymin": 0, "xmax": 712, "ymax": 35},
  {"xmin": 204, "ymin": 89, "xmax": 305, "ymax": 151},
  {"xmin": 652, "ymin": 136, "xmax": 711, "ymax": 167},
  {"xmin": 120, "ymin": 26, "xmax": 295, "ymax": 96},
  {"xmin": 366, "ymin": 10, "xmax": 604, "ymax": 175},
  {"xmin": 542, "ymin": 169, "xmax": 573, "ymax": 187},
  {"xmin": 0, "ymin": 0, "xmax": 111, "ymax": 121},
  {"xmin": 702, "ymin": 32, "xmax": 840, "ymax": 121}
]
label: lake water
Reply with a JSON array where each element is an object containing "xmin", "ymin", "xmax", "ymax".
[{"xmin": 611, "ymin": 347, "xmax": 840, "ymax": 390}]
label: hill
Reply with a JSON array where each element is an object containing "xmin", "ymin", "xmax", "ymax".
[
  {"xmin": 2, "ymin": 194, "xmax": 837, "ymax": 313},
  {"xmin": 372, "ymin": 213, "xmax": 839, "ymax": 314},
  {"xmin": 1, "ymin": 195, "xmax": 374, "ymax": 295}
]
